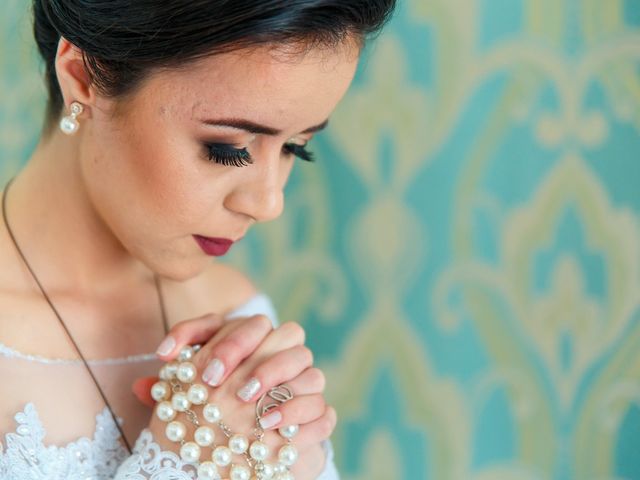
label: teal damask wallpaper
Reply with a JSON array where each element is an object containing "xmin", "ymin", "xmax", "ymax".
[{"xmin": 2, "ymin": 1, "xmax": 640, "ymax": 479}]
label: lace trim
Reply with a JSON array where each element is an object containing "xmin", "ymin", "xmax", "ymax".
[
  {"xmin": 115, "ymin": 429, "xmax": 339, "ymax": 480},
  {"xmin": 114, "ymin": 429, "xmax": 198, "ymax": 479},
  {"xmin": 0, "ymin": 404, "xmax": 339, "ymax": 479},
  {"xmin": 0, "ymin": 402, "xmax": 128, "ymax": 479}
]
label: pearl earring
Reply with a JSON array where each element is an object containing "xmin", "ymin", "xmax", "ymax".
[{"xmin": 59, "ymin": 101, "xmax": 84, "ymax": 135}]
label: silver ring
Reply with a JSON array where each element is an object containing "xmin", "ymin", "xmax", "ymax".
[{"xmin": 256, "ymin": 384, "xmax": 294, "ymax": 419}]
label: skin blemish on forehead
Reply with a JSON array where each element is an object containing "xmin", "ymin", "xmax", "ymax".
[{"xmin": 190, "ymin": 101, "xmax": 205, "ymax": 121}]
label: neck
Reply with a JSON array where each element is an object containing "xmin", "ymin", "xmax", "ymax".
[{"xmin": 4, "ymin": 130, "xmax": 153, "ymax": 296}]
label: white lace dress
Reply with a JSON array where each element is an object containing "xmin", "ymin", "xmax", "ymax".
[{"xmin": 0, "ymin": 293, "xmax": 339, "ymax": 479}]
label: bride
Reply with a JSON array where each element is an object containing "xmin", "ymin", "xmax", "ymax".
[{"xmin": 0, "ymin": 0, "xmax": 396, "ymax": 479}]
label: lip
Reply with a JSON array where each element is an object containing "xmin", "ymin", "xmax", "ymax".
[{"xmin": 193, "ymin": 235, "xmax": 236, "ymax": 256}]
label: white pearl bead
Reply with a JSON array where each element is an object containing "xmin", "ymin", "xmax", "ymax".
[
  {"xmin": 259, "ymin": 463, "xmax": 275, "ymax": 479},
  {"xmin": 212, "ymin": 446, "xmax": 232, "ymax": 467},
  {"xmin": 230, "ymin": 464, "xmax": 251, "ymax": 480},
  {"xmin": 165, "ymin": 361, "xmax": 179, "ymax": 378},
  {"xmin": 59, "ymin": 116, "xmax": 79, "ymax": 135},
  {"xmin": 180, "ymin": 441, "xmax": 201, "ymax": 463},
  {"xmin": 278, "ymin": 425, "xmax": 299, "ymax": 439},
  {"xmin": 194, "ymin": 426, "xmax": 215, "ymax": 447},
  {"xmin": 203, "ymin": 403, "xmax": 222, "ymax": 423},
  {"xmin": 249, "ymin": 441, "xmax": 269, "ymax": 461},
  {"xmin": 178, "ymin": 346, "xmax": 194, "ymax": 361},
  {"xmin": 229, "ymin": 434, "xmax": 249, "ymax": 454},
  {"xmin": 197, "ymin": 461, "xmax": 220, "ymax": 480},
  {"xmin": 156, "ymin": 401, "xmax": 176, "ymax": 422},
  {"xmin": 188, "ymin": 384, "xmax": 209, "ymax": 405},
  {"xmin": 159, "ymin": 365, "xmax": 171, "ymax": 381},
  {"xmin": 177, "ymin": 362, "xmax": 197, "ymax": 383},
  {"xmin": 165, "ymin": 421, "xmax": 186, "ymax": 442},
  {"xmin": 172, "ymin": 392, "xmax": 191, "ymax": 412},
  {"xmin": 278, "ymin": 445, "xmax": 298, "ymax": 466},
  {"xmin": 151, "ymin": 381, "xmax": 170, "ymax": 402},
  {"xmin": 273, "ymin": 463, "xmax": 287, "ymax": 474}
]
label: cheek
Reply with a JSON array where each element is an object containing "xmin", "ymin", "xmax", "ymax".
[
  {"xmin": 131, "ymin": 133, "xmax": 198, "ymax": 223},
  {"xmin": 82, "ymin": 114, "xmax": 218, "ymax": 241}
]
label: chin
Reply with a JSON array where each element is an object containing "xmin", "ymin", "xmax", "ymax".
[{"xmin": 142, "ymin": 252, "xmax": 211, "ymax": 283}]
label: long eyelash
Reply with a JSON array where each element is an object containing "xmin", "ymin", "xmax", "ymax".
[
  {"xmin": 206, "ymin": 143, "xmax": 253, "ymax": 167},
  {"xmin": 284, "ymin": 143, "xmax": 315, "ymax": 162}
]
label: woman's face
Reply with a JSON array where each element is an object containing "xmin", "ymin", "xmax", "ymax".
[{"xmin": 80, "ymin": 41, "xmax": 359, "ymax": 280}]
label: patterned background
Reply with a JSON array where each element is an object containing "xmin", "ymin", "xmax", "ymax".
[{"xmin": 2, "ymin": 1, "xmax": 640, "ymax": 479}]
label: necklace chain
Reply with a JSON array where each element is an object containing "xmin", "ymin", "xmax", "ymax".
[{"xmin": 1, "ymin": 176, "xmax": 170, "ymax": 454}]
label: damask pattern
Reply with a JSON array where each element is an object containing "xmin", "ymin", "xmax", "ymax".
[{"xmin": 2, "ymin": 1, "xmax": 639, "ymax": 479}]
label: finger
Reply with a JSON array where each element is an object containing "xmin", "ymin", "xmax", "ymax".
[
  {"xmin": 257, "ymin": 394, "xmax": 326, "ymax": 431},
  {"xmin": 195, "ymin": 314, "xmax": 274, "ymax": 387},
  {"xmin": 286, "ymin": 405, "xmax": 337, "ymax": 449},
  {"xmin": 155, "ymin": 313, "xmax": 225, "ymax": 360},
  {"xmin": 286, "ymin": 367, "xmax": 326, "ymax": 396},
  {"xmin": 230, "ymin": 321, "xmax": 307, "ymax": 377},
  {"xmin": 257, "ymin": 321, "xmax": 306, "ymax": 354},
  {"xmin": 236, "ymin": 345, "xmax": 314, "ymax": 402},
  {"xmin": 132, "ymin": 376, "xmax": 159, "ymax": 408}
]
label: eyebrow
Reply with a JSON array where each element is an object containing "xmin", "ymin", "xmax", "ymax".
[{"xmin": 199, "ymin": 117, "xmax": 329, "ymax": 136}]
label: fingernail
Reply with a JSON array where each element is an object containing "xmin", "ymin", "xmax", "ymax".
[
  {"xmin": 237, "ymin": 377, "xmax": 261, "ymax": 402},
  {"xmin": 259, "ymin": 411, "xmax": 282, "ymax": 429},
  {"xmin": 202, "ymin": 358, "xmax": 225, "ymax": 386},
  {"xmin": 156, "ymin": 336, "xmax": 176, "ymax": 356}
]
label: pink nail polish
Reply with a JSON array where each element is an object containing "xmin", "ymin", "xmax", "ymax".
[
  {"xmin": 202, "ymin": 358, "xmax": 225, "ymax": 386},
  {"xmin": 259, "ymin": 411, "xmax": 282, "ymax": 429},
  {"xmin": 156, "ymin": 336, "xmax": 176, "ymax": 356}
]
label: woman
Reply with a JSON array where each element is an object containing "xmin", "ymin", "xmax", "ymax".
[{"xmin": 0, "ymin": 1, "xmax": 395, "ymax": 479}]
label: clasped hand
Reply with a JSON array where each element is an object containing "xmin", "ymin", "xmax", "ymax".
[{"xmin": 134, "ymin": 313, "xmax": 336, "ymax": 479}]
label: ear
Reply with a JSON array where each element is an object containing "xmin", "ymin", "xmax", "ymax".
[{"xmin": 54, "ymin": 37, "xmax": 97, "ymax": 116}]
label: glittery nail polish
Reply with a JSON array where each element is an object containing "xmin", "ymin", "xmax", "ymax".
[{"xmin": 237, "ymin": 377, "xmax": 261, "ymax": 401}]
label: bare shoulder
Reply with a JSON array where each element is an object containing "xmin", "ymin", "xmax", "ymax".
[{"xmin": 162, "ymin": 261, "xmax": 260, "ymax": 328}]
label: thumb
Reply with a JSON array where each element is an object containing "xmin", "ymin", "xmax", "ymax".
[{"xmin": 132, "ymin": 376, "xmax": 159, "ymax": 408}]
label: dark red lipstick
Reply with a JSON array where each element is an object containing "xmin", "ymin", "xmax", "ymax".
[{"xmin": 193, "ymin": 235, "xmax": 235, "ymax": 256}]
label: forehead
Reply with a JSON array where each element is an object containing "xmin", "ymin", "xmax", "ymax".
[{"xmin": 137, "ymin": 42, "xmax": 360, "ymax": 134}]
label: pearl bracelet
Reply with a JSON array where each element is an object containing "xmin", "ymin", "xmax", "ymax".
[{"xmin": 151, "ymin": 344, "xmax": 299, "ymax": 480}]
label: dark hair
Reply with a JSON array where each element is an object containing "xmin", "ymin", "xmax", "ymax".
[{"xmin": 32, "ymin": 0, "xmax": 396, "ymax": 132}]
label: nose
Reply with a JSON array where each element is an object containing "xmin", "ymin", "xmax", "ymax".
[{"xmin": 223, "ymin": 159, "xmax": 285, "ymax": 223}]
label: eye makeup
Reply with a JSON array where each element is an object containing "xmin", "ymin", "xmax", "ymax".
[
  {"xmin": 206, "ymin": 143, "xmax": 253, "ymax": 167},
  {"xmin": 206, "ymin": 142, "xmax": 315, "ymax": 167},
  {"xmin": 283, "ymin": 142, "xmax": 315, "ymax": 162}
]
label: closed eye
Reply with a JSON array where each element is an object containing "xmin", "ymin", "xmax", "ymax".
[
  {"xmin": 206, "ymin": 143, "xmax": 253, "ymax": 167},
  {"xmin": 205, "ymin": 142, "xmax": 315, "ymax": 167},
  {"xmin": 283, "ymin": 143, "xmax": 315, "ymax": 162}
]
